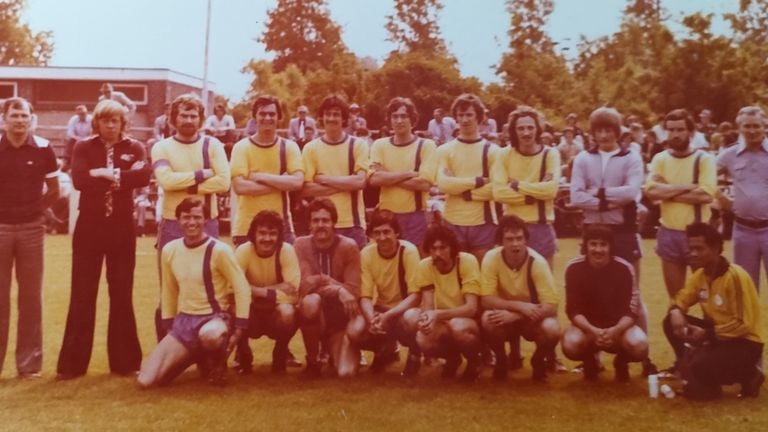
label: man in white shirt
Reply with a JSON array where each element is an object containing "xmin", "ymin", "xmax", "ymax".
[
  {"xmin": 204, "ymin": 104, "xmax": 237, "ymax": 156},
  {"xmin": 427, "ymin": 108, "xmax": 457, "ymax": 146},
  {"xmin": 63, "ymin": 105, "xmax": 93, "ymax": 172}
]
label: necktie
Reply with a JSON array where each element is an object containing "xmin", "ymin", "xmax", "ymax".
[
  {"xmin": 299, "ymin": 119, "xmax": 305, "ymax": 140},
  {"xmin": 105, "ymin": 146, "xmax": 115, "ymax": 217}
]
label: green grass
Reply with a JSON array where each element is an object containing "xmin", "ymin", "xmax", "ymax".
[{"xmin": 1, "ymin": 236, "xmax": 767, "ymax": 431}]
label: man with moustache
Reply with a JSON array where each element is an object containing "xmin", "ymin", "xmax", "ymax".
[
  {"xmin": 346, "ymin": 209, "xmax": 423, "ymax": 375},
  {"xmin": 435, "ymin": 93, "xmax": 499, "ymax": 263},
  {"xmin": 0, "ymin": 98, "xmax": 59, "ymax": 379},
  {"xmin": 645, "ymin": 109, "xmax": 716, "ymax": 304},
  {"xmin": 137, "ymin": 198, "xmax": 250, "ymax": 388},
  {"xmin": 480, "ymin": 215, "xmax": 561, "ymax": 381},
  {"xmin": 369, "ymin": 97, "xmax": 437, "ymax": 250},
  {"xmin": 570, "ymin": 107, "xmax": 657, "ymax": 375},
  {"xmin": 302, "ymin": 95, "xmax": 369, "ymax": 249},
  {"xmin": 233, "ymin": 211, "xmax": 301, "ymax": 374},
  {"xmin": 294, "ymin": 198, "xmax": 363, "ymax": 377},
  {"xmin": 402, "ymin": 224, "xmax": 483, "ymax": 381},
  {"xmin": 717, "ymin": 106, "xmax": 768, "ymax": 291},
  {"xmin": 664, "ymin": 222, "xmax": 764, "ymax": 400},
  {"xmin": 56, "ymin": 100, "xmax": 150, "ymax": 380},
  {"xmin": 151, "ymin": 93, "xmax": 231, "ymax": 339},
  {"xmin": 561, "ymin": 225, "xmax": 649, "ymax": 382}
]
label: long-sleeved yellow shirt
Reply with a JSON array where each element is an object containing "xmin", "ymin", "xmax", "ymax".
[
  {"xmin": 161, "ymin": 237, "xmax": 251, "ymax": 329},
  {"xmin": 674, "ymin": 258, "xmax": 763, "ymax": 344},
  {"xmin": 235, "ymin": 241, "xmax": 301, "ymax": 305},
  {"xmin": 369, "ymin": 137, "xmax": 437, "ymax": 213},
  {"xmin": 436, "ymin": 138, "xmax": 499, "ymax": 226},
  {"xmin": 151, "ymin": 135, "xmax": 231, "ymax": 220},
  {"xmin": 491, "ymin": 146, "xmax": 561, "ymax": 223}
]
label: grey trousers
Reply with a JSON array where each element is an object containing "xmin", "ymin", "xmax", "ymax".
[{"xmin": 0, "ymin": 217, "xmax": 45, "ymax": 376}]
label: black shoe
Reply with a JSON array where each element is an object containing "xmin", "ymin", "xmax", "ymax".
[
  {"xmin": 207, "ymin": 365, "xmax": 227, "ymax": 387},
  {"xmin": 493, "ymin": 351, "xmax": 508, "ymax": 381},
  {"xmin": 641, "ymin": 358, "xmax": 659, "ymax": 377},
  {"xmin": 271, "ymin": 344, "xmax": 288, "ymax": 374},
  {"xmin": 286, "ymin": 350, "xmax": 303, "ymax": 368},
  {"xmin": 55, "ymin": 372, "xmax": 83, "ymax": 381},
  {"xmin": 508, "ymin": 355, "xmax": 524, "ymax": 371},
  {"xmin": 234, "ymin": 363, "xmax": 253, "ymax": 375},
  {"xmin": 739, "ymin": 370, "xmax": 765, "ymax": 398},
  {"xmin": 613, "ymin": 355, "xmax": 629, "ymax": 382},
  {"xmin": 461, "ymin": 354, "xmax": 482, "ymax": 382},
  {"xmin": 583, "ymin": 356, "xmax": 599, "ymax": 381},
  {"xmin": 441, "ymin": 353, "xmax": 462, "ymax": 379},
  {"xmin": 657, "ymin": 366, "xmax": 679, "ymax": 380},
  {"xmin": 370, "ymin": 350, "xmax": 399, "ymax": 374},
  {"xmin": 401, "ymin": 354, "xmax": 421, "ymax": 377},
  {"xmin": 302, "ymin": 359, "xmax": 322, "ymax": 379},
  {"xmin": 531, "ymin": 349, "xmax": 548, "ymax": 382},
  {"xmin": 546, "ymin": 356, "xmax": 568, "ymax": 374}
]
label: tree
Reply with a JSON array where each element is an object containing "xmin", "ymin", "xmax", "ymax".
[
  {"xmin": 0, "ymin": 0, "xmax": 53, "ymax": 66},
  {"xmin": 259, "ymin": 0, "xmax": 348, "ymax": 73},
  {"xmin": 385, "ymin": 0, "xmax": 447, "ymax": 54}
]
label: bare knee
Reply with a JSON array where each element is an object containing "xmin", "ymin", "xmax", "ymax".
[
  {"xmin": 448, "ymin": 318, "xmax": 479, "ymax": 345},
  {"xmin": 538, "ymin": 317, "xmax": 562, "ymax": 343},
  {"xmin": 401, "ymin": 308, "xmax": 422, "ymax": 333},
  {"xmin": 621, "ymin": 326, "xmax": 648, "ymax": 361},
  {"xmin": 300, "ymin": 294, "xmax": 322, "ymax": 320},
  {"xmin": 275, "ymin": 304, "xmax": 296, "ymax": 329},
  {"xmin": 562, "ymin": 326, "xmax": 589, "ymax": 360},
  {"xmin": 346, "ymin": 315, "xmax": 368, "ymax": 345}
]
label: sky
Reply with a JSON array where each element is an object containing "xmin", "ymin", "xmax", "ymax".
[{"xmin": 23, "ymin": 0, "xmax": 736, "ymax": 101}]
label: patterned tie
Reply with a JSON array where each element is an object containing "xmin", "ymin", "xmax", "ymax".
[{"xmin": 105, "ymin": 146, "xmax": 115, "ymax": 217}]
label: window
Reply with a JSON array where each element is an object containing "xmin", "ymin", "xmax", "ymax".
[{"xmin": 0, "ymin": 82, "xmax": 18, "ymax": 99}]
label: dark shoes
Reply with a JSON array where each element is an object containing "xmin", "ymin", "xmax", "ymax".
[
  {"xmin": 401, "ymin": 354, "xmax": 422, "ymax": 377},
  {"xmin": 613, "ymin": 355, "xmax": 630, "ymax": 383},
  {"xmin": 441, "ymin": 353, "xmax": 462, "ymax": 379},
  {"xmin": 370, "ymin": 350, "xmax": 399, "ymax": 374},
  {"xmin": 739, "ymin": 370, "xmax": 765, "ymax": 398}
]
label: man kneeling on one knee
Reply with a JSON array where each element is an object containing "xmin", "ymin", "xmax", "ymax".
[
  {"xmin": 664, "ymin": 222, "xmax": 764, "ymax": 400},
  {"xmin": 562, "ymin": 224, "xmax": 648, "ymax": 381},
  {"xmin": 137, "ymin": 198, "xmax": 250, "ymax": 387},
  {"xmin": 480, "ymin": 215, "xmax": 561, "ymax": 382}
]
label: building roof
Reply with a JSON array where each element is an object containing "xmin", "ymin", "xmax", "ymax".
[{"xmin": 0, "ymin": 65, "xmax": 214, "ymax": 90}]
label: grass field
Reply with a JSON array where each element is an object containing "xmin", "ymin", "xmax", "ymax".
[{"xmin": 1, "ymin": 235, "xmax": 767, "ymax": 431}]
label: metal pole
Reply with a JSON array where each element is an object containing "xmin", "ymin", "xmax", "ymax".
[{"xmin": 201, "ymin": 0, "xmax": 212, "ymax": 115}]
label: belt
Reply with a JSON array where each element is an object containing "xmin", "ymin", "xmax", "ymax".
[{"xmin": 735, "ymin": 216, "xmax": 768, "ymax": 229}]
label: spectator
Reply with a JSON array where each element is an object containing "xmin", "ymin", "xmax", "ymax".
[{"xmin": 98, "ymin": 83, "xmax": 136, "ymax": 116}]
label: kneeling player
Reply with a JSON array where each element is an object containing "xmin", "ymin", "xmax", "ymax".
[
  {"xmin": 234, "ymin": 211, "xmax": 300, "ymax": 374},
  {"xmin": 480, "ymin": 215, "xmax": 561, "ymax": 381},
  {"xmin": 137, "ymin": 198, "xmax": 250, "ymax": 387},
  {"xmin": 403, "ymin": 224, "xmax": 483, "ymax": 381},
  {"xmin": 295, "ymin": 198, "xmax": 363, "ymax": 378},
  {"xmin": 347, "ymin": 209, "xmax": 423, "ymax": 375},
  {"xmin": 561, "ymin": 225, "xmax": 648, "ymax": 382}
]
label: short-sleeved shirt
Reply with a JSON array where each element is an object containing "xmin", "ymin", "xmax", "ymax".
[
  {"xmin": 416, "ymin": 251, "xmax": 481, "ymax": 310},
  {"xmin": 480, "ymin": 246, "xmax": 558, "ymax": 307},
  {"xmin": 360, "ymin": 240, "xmax": 421, "ymax": 309},
  {"xmin": 302, "ymin": 135, "xmax": 369, "ymax": 229},
  {"xmin": 645, "ymin": 150, "xmax": 716, "ymax": 231},
  {"xmin": 717, "ymin": 139, "xmax": 768, "ymax": 220},
  {"xmin": 235, "ymin": 241, "xmax": 301, "ymax": 305},
  {"xmin": 230, "ymin": 136, "xmax": 303, "ymax": 236},
  {"xmin": 0, "ymin": 134, "xmax": 58, "ymax": 224},
  {"xmin": 369, "ymin": 136, "xmax": 437, "ymax": 214}
]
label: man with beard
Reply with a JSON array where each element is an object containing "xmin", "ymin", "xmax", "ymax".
[
  {"xmin": 480, "ymin": 215, "xmax": 561, "ymax": 381},
  {"xmin": 562, "ymin": 225, "xmax": 649, "ymax": 382},
  {"xmin": 369, "ymin": 97, "xmax": 437, "ymax": 250},
  {"xmin": 436, "ymin": 94, "xmax": 499, "ymax": 263},
  {"xmin": 664, "ymin": 222, "xmax": 763, "ymax": 399},
  {"xmin": 402, "ymin": 224, "xmax": 483, "ymax": 381},
  {"xmin": 645, "ymin": 109, "xmax": 716, "ymax": 305},
  {"xmin": 294, "ymin": 198, "xmax": 362, "ymax": 377},
  {"xmin": 347, "ymin": 209, "xmax": 423, "ymax": 375},
  {"xmin": 0, "ymin": 98, "xmax": 59, "ymax": 379},
  {"xmin": 233, "ymin": 211, "xmax": 300, "ymax": 374},
  {"xmin": 151, "ymin": 93, "xmax": 231, "ymax": 339},
  {"xmin": 571, "ymin": 107, "xmax": 657, "ymax": 376},
  {"xmin": 137, "ymin": 198, "xmax": 250, "ymax": 387},
  {"xmin": 56, "ymin": 100, "xmax": 150, "ymax": 380},
  {"xmin": 717, "ymin": 106, "xmax": 768, "ymax": 292},
  {"xmin": 302, "ymin": 95, "xmax": 369, "ymax": 249}
]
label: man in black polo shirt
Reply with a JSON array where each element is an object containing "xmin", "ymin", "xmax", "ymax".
[{"xmin": 0, "ymin": 97, "xmax": 59, "ymax": 379}]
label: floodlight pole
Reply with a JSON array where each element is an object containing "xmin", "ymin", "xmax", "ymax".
[{"xmin": 201, "ymin": 0, "xmax": 212, "ymax": 114}]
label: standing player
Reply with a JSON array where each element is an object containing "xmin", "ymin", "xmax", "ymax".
[
  {"xmin": 233, "ymin": 211, "xmax": 300, "ymax": 374},
  {"xmin": 480, "ymin": 215, "xmax": 561, "ymax": 381},
  {"xmin": 645, "ymin": 108, "xmax": 716, "ymax": 301},
  {"xmin": 137, "ymin": 198, "xmax": 250, "ymax": 387},
  {"xmin": 302, "ymin": 95, "xmax": 369, "ymax": 248},
  {"xmin": 347, "ymin": 209, "xmax": 423, "ymax": 375},
  {"xmin": 435, "ymin": 94, "xmax": 499, "ymax": 262},
  {"xmin": 294, "ymin": 198, "xmax": 363, "ymax": 377},
  {"xmin": 369, "ymin": 97, "xmax": 437, "ymax": 251},
  {"xmin": 151, "ymin": 93, "xmax": 231, "ymax": 339},
  {"xmin": 230, "ymin": 95, "xmax": 303, "ymax": 246},
  {"xmin": 57, "ymin": 100, "xmax": 150, "ymax": 380},
  {"xmin": 403, "ymin": 224, "xmax": 483, "ymax": 381}
]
